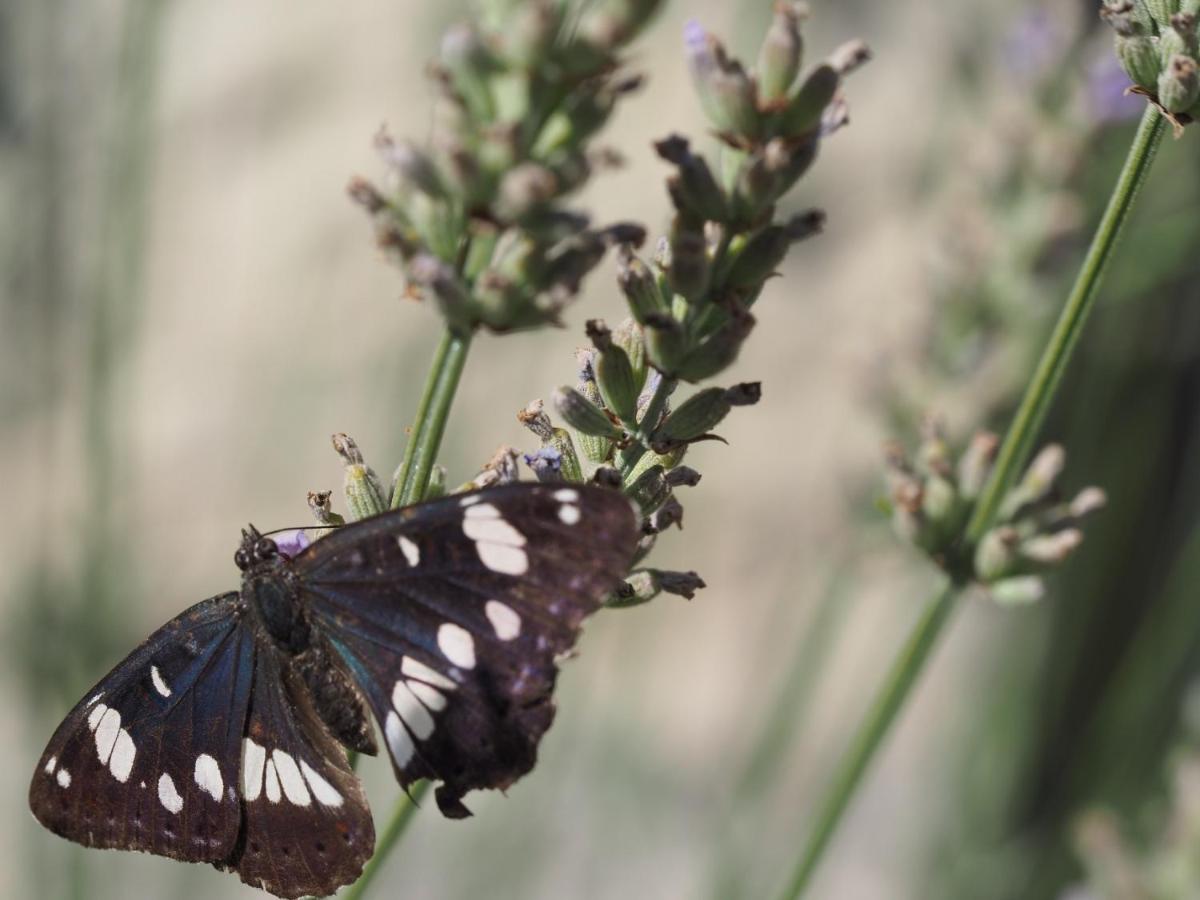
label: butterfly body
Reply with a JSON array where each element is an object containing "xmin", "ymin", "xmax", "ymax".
[{"xmin": 30, "ymin": 483, "xmax": 638, "ymax": 898}]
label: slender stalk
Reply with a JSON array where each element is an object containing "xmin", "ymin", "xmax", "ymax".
[
  {"xmin": 341, "ymin": 782, "xmax": 429, "ymax": 900},
  {"xmin": 400, "ymin": 332, "xmax": 472, "ymax": 505},
  {"xmin": 776, "ymin": 105, "xmax": 1167, "ymax": 900},
  {"xmin": 391, "ymin": 332, "xmax": 453, "ymax": 509},
  {"xmin": 965, "ymin": 105, "xmax": 1165, "ymax": 541}
]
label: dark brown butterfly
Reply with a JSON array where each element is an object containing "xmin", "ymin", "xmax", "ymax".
[{"xmin": 30, "ymin": 482, "xmax": 639, "ymax": 898}]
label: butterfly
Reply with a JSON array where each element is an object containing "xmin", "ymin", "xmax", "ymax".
[{"xmin": 29, "ymin": 482, "xmax": 639, "ymax": 898}]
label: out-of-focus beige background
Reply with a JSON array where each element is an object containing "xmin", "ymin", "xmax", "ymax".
[{"xmin": 9, "ymin": 1, "xmax": 1193, "ymax": 898}]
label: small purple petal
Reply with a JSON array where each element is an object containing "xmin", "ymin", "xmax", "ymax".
[{"xmin": 273, "ymin": 529, "xmax": 311, "ymax": 559}]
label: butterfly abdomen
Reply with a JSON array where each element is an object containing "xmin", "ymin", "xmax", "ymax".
[{"xmin": 293, "ymin": 639, "xmax": 377, "ymax": 756}]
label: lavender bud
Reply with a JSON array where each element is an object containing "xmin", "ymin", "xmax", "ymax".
[
  {"xmin": 829, "ymin": 39, "xmax": 871, "ymax": 76},
  {"xmin": 579, "ymin": 0, "xmax": 666, "ymax": 50},
  {"xmin": 778, "ymin": 63, "xmax": 839, "ymax": 137},
  {"xmin": 1158, "ymin": 13, "xmax": 1198, "ymax": 59},
  {"xmin": 375, "ymin": 130, "xmax": 445, "ymax": 198},
  {"xmin": 517, "ymin": 399, "xmax": 555, "ymax": 441},
  {"xmin": 347, "ymin": 176, "xmax": 387, "ymax": 214},
  {"xmin": 655, "ymin": 135, "xmax": 729, "ymax": 222},
  {"xmin": 921, "ymin": 475, "xmax": 958, "ymax": 528},
  {"xmin": 1159, "ymin": 54, "xmax": 1200, "ymax": 112},
  {"xmin": 667, "ymin": 215, "xmax": 711, "ymax": 301},
  {"xmin": 553, "ymin": 386, "xmax": 624, "ymax": 440},
  {"xmin": 1145, "ymin": 0, "xmax": 1181, "ymax": 27},
  {"xmin": 643, "ymin": 313, "xmax": 689, "ymax": 376},
  {"xmin": 724, "ymin": 225, "xmax": 791, "ymax": 289},
  {"xmin": 588, "ymin": 319, "xmax": 641, "ymax": 424},
  {"xmin": 917, "ymin": 416, "xmax": 953, "ymax": 478},
  {"xmin": 424, "ymin": 465, "xmax": 448, "ymax": 500},
  {"xmin": 958, "ymin": 431, "xmax": 999, "ymax": 500},
  {"xmin": 440, "ymin": 24, "xmax": 496, "ymax": 120},
  {"xmin": 573, "ymin": 349, "xmax": 616, "ymax": 463},
  {"xmin": 975, "ymin": 526, "xmax": 1020, "ymax": 581},
  {"xmin": 306, "ymin": 490, "xmax": 345, "ymax": 529},
  {"xmin": 647, "ymin": 495, "xmax": 684, "ymax": 532},
  {"xmin": 757, "ymin": 2, "xmax": 806, "ymax": 105},
  {"xmin": 1000, "ymin": 443, "xmax": 1065, "ymax": 518},
  {"xmin": 1070, "ymin": 487, "xmax": 1108, "ymax": 518},
  {"xmin": 653, "ymin": 387, "xmax": 731, "ymax": 444},
  {"xmin": 613, "ymin": 319, "xmax": 648, "ymax": 396},
  {"xmin": 503, "ymin": 0, "xmax": 562, "ymax": 68},
  {"xmin": 332, "ymin": 433, "xmax": 388, "ymax": 520},
  {"xmin": 657, "ymin": 569, "xmax": 707, "ymax": 599},
  {"xmin": 684, "ymin": 20, "xmax": 762, "ymax": 139},
  {"xmin": 495, "ymin": 163, "xmax": 560, "ymax": 221},
  {"xmin": 625, "ymin": 465, "xmax": 670, "ymax": 514},
  {"xmin": 1021, "ymin": 529, "xmax": 1084, "ymax": 565},
  {"xmin": 524, "ymin": 447, "xmax": 564, "ymax": 482},
  {"xmin": 607, "ymin": 571, "xmax": 659, "ymax": 608},
  {"xmin": 675, "ymin": 309, "xmax": 755, "ymax": 382},
  {"xmin": 1115, "ymin": 31, "xmax": 1163, "ymax": 90},
  {"xmin": 665, "ymin": 466, "xmax": 702, "ymax": 487},
  {"xmin": 617, "ymin": 247, "xmax": 668, "ymax": 324},
  {"xmin": 990, "ymin": 576, "xmax": 1046, "ymax": 606},
  {"xmin": 408, "ymin": 254, "xmax": 474, "ymax": 333}
]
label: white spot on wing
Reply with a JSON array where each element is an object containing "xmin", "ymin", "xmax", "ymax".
[
  {"xmin": 558, "ymin": 503, "xmax": 581, "ymax": 525},
  {"xmin": 407, "ymin": 679, "xmax": 447, "ymax": 712},
  {"xmin": 300, "ymin": 760, "xmax": 343, "ymax": 807},
  {"xmin": 87, "ymin": 703, "xmax": 108, "ymax": 733},
  {"xmin": 264, "ymin": 759, "xmax": 282, "ymax": 803},
  {"xmin": 94, "ymin": 707, "xmax": 121, "ymax": 764},
  {"xmin": 85, "ymin": 693, "xmax": 102, "ymax": 708},
  {"xmin": 44, "ymin": 756, "xmax": 56, "ymax": 775},
  {"xmin": 392, "ymin": 681, "xmax": 435, "ymax": 739},
  {"xmin": 398, "ymin": 536, "xmax": 420, "ymax": 567},
  {"xmin": 462, "ymin": 503, "xmax": 527, "ymax": 545},
  {"xmin": 385, "ymin": 711, "xmax": 415, "ymax": 767},
  {"xmin": 158, "ymin": 773, "xmax": 183, "ymax": 814},
  {"xmin": 401, "ymin": 656, "xmax": 457, "ymax": 690},
  {"xmin": 150, "ymin": 665, "xmax": 171, "ymax": 698},
  {"xmin": 271, "ymin": 751, "xmax": 311, "ymax": 806},
  {"xmin": 553, "ymin": 488, "xmax": 580, "ymax": 503},
  {"xmin": 459, "ymin": 494, "xmax": 483, "ymax": 506},
  {"xmin": 437, "ymin": 623, "xmax": 476, "ymax": 669},
  {"xmin": 485, "ymin": 600, "xmax": 522, "ymax": 641},
  {"xmin": 109, "ymin": 729, "xmax": 136, "ymax": 782},
  {"xmin": 56, "ymin": 769, "xmax": 71, "ymax": 788},
  {"xmin": 477, "ymin": 542, "xmax": 528, "ymax": 574},
  {"xmin": 242, "ymin": 739, "xmax": 265, "ymax": 801},
  {"xmin": 194, "ymin": 753, "xmax": 223, "ymax": 801}
]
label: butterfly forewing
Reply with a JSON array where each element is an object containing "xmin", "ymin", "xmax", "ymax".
[
  {"xmin": 29, "ymin": 593, "xmax": 254, "ymax": 862},
  {"xmin": 295, "ymin": 483, "xmax": 639, "ymax": 816},
  {"xmin": 228, "ymin": 644, "xmax": 374, "ymax": 899}
]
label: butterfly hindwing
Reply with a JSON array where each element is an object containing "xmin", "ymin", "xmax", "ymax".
[
  {"xmin": 29, "ymin": 593, "xmax": 254, "ymax": 862},
  {"xmin": 295, "ymin": 483, "xmax": 639, "ymax": 816},
  {"xmin": 228, "ymin": 642, "xmax": 374, "ymax": 899}
]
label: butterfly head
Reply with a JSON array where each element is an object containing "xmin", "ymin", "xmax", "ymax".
[{"xmin": 234, "ymin": 525, "xmax": 282, "ymax": 573}]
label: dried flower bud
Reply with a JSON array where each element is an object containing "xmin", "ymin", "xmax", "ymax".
[
  {"xmin": 667, "ymin": 214, "xmax": 710, "ymax": 301},
  {"xmin": 653, "ymin": 387, "xmax": 731, "ymax": 444},
  {"xmin": 587, "ymin": 319, "xmax": 641, "ymax": 424},
  {"xmin": 607, "ymin": 571, "xmax": 659, "ymax": 608},
  {"xmin": 1021, "ymin": 529, "xmax": 1084, "ymax": 565},
  {"xmin": 958, "ymin": 431, "xmax": 999, "ymax": 500},
  {"xmin": 1070, "ymin": 486, "xmax": 1108, "ymax": 518},
  {"xmin": 655, "ymin": 135, "xmax": 729, "ymax": 222},
  {"xmin": 829, "ymin": 39, "xmax": 871, "ymax": 76},
  {"xmin": 553, "ymin": 386, "xmax": 624, "ymax": 440},
  {"xmin": 778, "ymin": 64, "xmax": 839, "ymax": 137},
  {"xmin": 665, "ymin": 466, "xmax": 702, "ymax": 487},
  {"xmin": 643, "ymin": 313, "xmax": 689, "ymax": 376},
  {"xmin": 975, "ymin": 526, "xmax": 1020, "ymax": 581},
  {"xmin": 617, "ymin": 247, "xmax": 668, "ymax": 324},
  {"xmin": 375, "ymin": 130, "xmax": 446, "ymax": 198},
  {"xmin": 517, "ymin": 399, "xmax": 555, "ymax": 441},
  {"xmin": 307, "ymin": 490, "xmax": 345, "ymax": 530},
  {"xmin": 757, "ymin": 2, "xmax": 805, "ymax": 105},
  {"xmin": 332, "ymin": 433, "xmax": 388, "ymax": 520},
  {"xmin": 1159, "ymin": 54, "xmax": 1200, "ymax": 112},
  {"xmin": 613, "ymin": 319, "xmax": 648, "ymax": 396},
  {"xmin": 625, "ymin": 464, "xmax": 670, "ymax": 514},
  {"xmin": 657, "ymin": 569, "xmax": 707, "ymax": 598},
  {"xmin": 684, "ymin": 20, "xmax": 761, "ymax": 139},
  {"xmin": 990, "ymin": 576, "xmax": 1046, "ymax": 606},
  {"xmin": 647, "ymin": 495, "xmax": 684, "ymax": 532},
  {"xmin": 408, "ymin": 254, "xmax": 474, "ymax": 333},
  {"xmin": 675, "ymin": 309, "xmax": 755, "ymax": 382},
  {"xmin": 1000, "ymin": 443, "xmax": 1065, "ymax": 518},
  {"xmin": 495, "ymin": 163, "xmax": 559, "ymax": 220},
  {"xmin": 591, "ymin": 466, "xmax": 623, "ymax": 489},
  {"xmin": 524, "ymin": 447, "xmax": 564, "ymax": 482}
]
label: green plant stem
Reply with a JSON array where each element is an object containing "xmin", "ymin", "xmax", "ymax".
[
  {"xmin": 965, "ymin": 104, "xmax": 1165, "ymax": 542},
  {"xmin": 779, "ymin": 582, "xmax": 958, "ymax": 899},
  {"xmin": 391, "ymin": 333, "xmax": 453, "ymax": 508},
  {"xmin": 342, "ymin": 782, "xmax": 430, "ymax": 900},
  {"xmin": 777, "ymin": 105, "xmax": 1166, "ymax": 900},
  {"xmin": 400, "ymin": 331, "xmax": 472, "ymax": 505}
]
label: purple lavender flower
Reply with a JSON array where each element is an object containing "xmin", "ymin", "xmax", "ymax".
[
  {"xmin": 524, "ymin": 447, "xmax": 563, "ymax": 482},
  {"xmin": 1001, "ymin": 10, "xmax": 1067, "ymax": 81},
  {"xmin": 272, "ymin": 529, "xmax": 311, "ymax": 559}
]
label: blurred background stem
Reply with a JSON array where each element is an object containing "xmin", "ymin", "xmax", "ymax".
[{"xmin": 777, "ymin": 103, "xmax": 1167, "ymax": 900}]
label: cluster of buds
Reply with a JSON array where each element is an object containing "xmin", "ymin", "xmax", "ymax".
[
  {"xmin": 1102, "ymin": 0, "xmax": 1200, "ymax": 123},
  {"xmin": 884, "ymin": 421, "xmax": 1106, "ymax": 605},
  {"xmin": 613, "ymin": 6, "xmax": 867, "ymax": 384},
  {"xmin": 348, "ymin": 0, "xmax": 664, "ymax": 334},
  {"xmin": 505, "ymin": 7, "xmax": 867, "ymax": 608}
]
